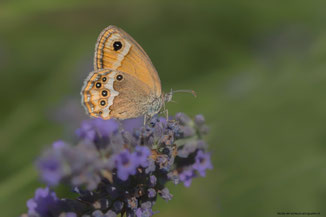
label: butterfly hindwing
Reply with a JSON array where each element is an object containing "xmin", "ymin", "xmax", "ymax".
[
  {"xmin": 81, "ymin": 69, "xmax": 160, "ymax": 120},
  {"xmin": 81, "ymin": 69, "xmax": 117, "ymax": 119}
]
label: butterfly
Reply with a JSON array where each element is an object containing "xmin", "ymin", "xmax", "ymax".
[{"xmin": 81, "ymin": 25, "xmax": 194, "ymax": 123}]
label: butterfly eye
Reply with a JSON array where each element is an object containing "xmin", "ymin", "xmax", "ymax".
[
  {"xmin": 113, "ymin": 41, "xmax": 122, "ymax": 51},
  {"xmin": 116, "ymin": 74, "xmax": 123, "ymax": 81},
  {"xmin": 96, "ymin": 82, "xmax": 101, "ymax": 88},
  {"xmin": 100, "ymin": 100, "xmax": 106, "ymax": 106},
  {"xmin": 102, "ymin": 77, "xmax": 107, "ymax": 82}
]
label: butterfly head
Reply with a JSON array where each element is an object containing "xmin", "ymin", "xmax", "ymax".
[{"xmin": 164, "ymin": 90, "xmax": 173, "ymax": 103}]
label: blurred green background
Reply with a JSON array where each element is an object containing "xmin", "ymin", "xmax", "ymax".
[{"xmin": 1, "ymin": 0, "xmax": 326, "ymax": 216}]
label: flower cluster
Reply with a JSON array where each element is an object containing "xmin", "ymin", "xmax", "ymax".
[{"xmin": 22, "ymin": 113, "xmax": 212, "ymax": 217}]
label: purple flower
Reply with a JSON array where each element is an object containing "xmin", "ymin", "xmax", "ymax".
[
  {"xmin": 148, "ymin": 188, "xmax": 156, "ymax": 198},
  {"xmin": 149, "ymin": 175, "xmax": 157, "ymax": 186},
  {"xmin": 177, "ymin": 142, "xmax": 197, "ymax": 158},
  {"xmin": 192, "ymin": 150, "xmax": 213, "ymax": 177},
  {"xmin": 38, "ymin": 141, "xmax": 102, "ymax": 190},
  {"xmin": 76, "ymin": 118, "xmax": 118, "ymax": 142},
  {"xmin": 175, "ymin": 113, "xmax": 191, "ymax": 125},
  {"xmin": 135, "ymin": 202, "xmax": 154, "ymax": 217},
  {"xmin": 166, "ymin": 121, "xmax": 182, "ymax": 139},
  {"xmin": 112, "ymin": 201, "xmax": 124, "ymax": 213},
  {"xmin": 194, "ymin": 114, "xmax": 205, "ymax": 126},
  {"xmin": 92, "ymin": 210, "xmax": 104, "ymax": 217},
  {"xmin": 92, "ymin": 210, "xmax": 117, "ymax": 217},
  {"xmin": 179, "ymin": 169, "xmax": 196, "ymax": 187},
  {"xmin": 68, "ymin": 143, "xmax": 102, "ymax": 190},
  {"xmin": 106, "ymin": 210, "xmax": 117, "ymax": 217},
  {"xmin": 114, "ymin": 150, "xmax": 137, "ymax": 181},
  {"xmin": 135, "ymin": 208, "xmax": 143, "ymax": 217},
  {"xmin": 133, "ymin": 146, "xmax": 151, "ymax": 167},
  {"xmin": 52, "ymin": 140, "xmax": 67, "ymax": 149},
  {"xmin": 22, "ymin": 113, "xmax": 212, "ymax": 217},
  {"xmin": 60, "ymin": 213, "xmax": 77, "ymax": 217},
  {"xmin": 145, "ymin": 159, "xmax": 156, "ymax": 174},
  {"xmin": 180, "ymin": 125, "xmax": 195, "ymax": 137},
  {"xmin": 27, "ymin": 187, "xmax": 58, "ymax": 216},
  {"xmin": 159, "ymin": 188, "xmax": 173, "ymax": 201},
  {"xmin": 152, "ymin": 117, "xmax": 166, "ymax": 138},
  {"xmin": 36, "ymin": 141, "xmax": 68, "ymax": 186},
  {"xmin": 167, "ymin": 172, "xmax": 179, "ymax": 185},
  {"xmin": 122, "ymin": 117, "xmax": 143, "ymax": 132},
  {"xmin": 37, "ymin": 155, "xmax": 62, "ymax": 186}
]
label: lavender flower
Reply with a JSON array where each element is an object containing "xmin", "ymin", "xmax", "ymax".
[
  {"xmin": 76, "ymin": 118, "xmax": 118, "ymax": 143},
  {"xmin": 22, "ymin": 113, "xmax": 212, "ymax": 217},
  {"xmin": 133, "ymin": 145, "xmax": 151, "ymax": 168},
  {"xmin": 114, "ymin": 149, "xmax": 137, "ymax": 181},
  {"xmin": 27, "ymin": 187, "xmax": 58, "ymax": 216},
  {"xmin": 193, "ymin": 150, "xmax": 213, "ymax": 177},
  {"xmin": 148, "ymin": 188, "xmax": 156, "ymax": 198},
  {"xmin": 179, "ymin": 169, "xmax": 196, "ymax": 187},
  {"xmin": 60, "ymin": 213, "xmax": 77, "ymax": 217},
  {"xmin": 37, "ymin": 154, "xmax": 62, "ymax": 186},
  {"xmin": 149, "ymin": 175, "xmax": 157, "ymax": 186},
  {"xmin": 135, "ymin": 202, "xmax": 154, "ymax": 217},
  {"xmin": 36, "ymin": 141, "xmax": 70, "ymax": 186},
  {"xmin": 159, "ymin": 188, "xmax": 173, "ymax": 201}
]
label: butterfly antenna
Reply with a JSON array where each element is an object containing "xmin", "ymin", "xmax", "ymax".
[
  {"xmin": 173, "ymin": 89, "xmax": 197, "ymax": 98},
  {"xmin": 164, "ymin": 89, "xmax": 196, "ymax": 103}
]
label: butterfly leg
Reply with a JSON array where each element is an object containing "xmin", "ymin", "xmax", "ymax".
[
  {"xmin": 144, "ymin": 114, "xmax": 151, "ymax": 125},
  {"xmin": 162, "ymin": 101, "xmax": 169, "ymax": 121},
  {"xmin": 117, "ymin": 119, "xmax": 124, "ymax": 131},
  {"xmin": 164, "ymin": 109, "xmax": 169, "ymax": 121}
]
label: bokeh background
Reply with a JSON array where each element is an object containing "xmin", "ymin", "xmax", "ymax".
[{"xmin": 1, "ymin": 0, "xmax": 326, "ymax": 216}]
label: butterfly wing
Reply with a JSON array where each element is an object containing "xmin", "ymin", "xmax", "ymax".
[
  {"xmin": 94, "ymin": 25, "xmax": 161, "ymax": 98},
  {"xmin": 81, "ymin": 69, "xmax": 162, "ymax": 120}
]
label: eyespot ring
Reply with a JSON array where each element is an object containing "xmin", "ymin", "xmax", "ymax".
[
  {"xmin": 113, "ymin": 41, "xmax": 122, "ymax": 51},
  {"xmin": 102, "ymin": 90, "xmax": 108, "ymax": 97},
  {"xmin": 100, "ymin": 100, "xmax": 106, "ymax": 106},
  {"xmin": 96, "ymin": 82, "xmax": 101, "ymax": 88},
  {"xmin": 116, "ymin": 74, "xmax": 123, "ymax": 81}
]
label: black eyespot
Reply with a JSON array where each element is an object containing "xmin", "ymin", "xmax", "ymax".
[
  {"xmin": 100, "ymin": 100, "xmax": 106, "ymax": 106},
  {"xmin": 102, "ymin": 90, "xmax": 108, "ymax": 96},
  {"xmin": 102, "ymin": 77, "xmax": 107, "ymax": 82},
  {"xmin": 113, "ymin": 41, "xmax": 122, "ymax": 51},
  {"xmin": 116, "ymin": 75, "xmax": 123, "ymax": 81},
  {"xmin": 99, "ymin": 111, "xmax": 103, "ymax": 115},
  {"xmin": 96, "ymin": 82, "xmax": 101, "ymax": 88}
]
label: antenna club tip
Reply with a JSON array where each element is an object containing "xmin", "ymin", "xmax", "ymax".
[{"xmin": 191, "ymin": 90, "xmax": 197, "ymax": 97}]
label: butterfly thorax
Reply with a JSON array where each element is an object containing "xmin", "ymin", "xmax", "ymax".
[{"xmin": 145, "ymin": 96, "xmax": 164, "ymax": 118}]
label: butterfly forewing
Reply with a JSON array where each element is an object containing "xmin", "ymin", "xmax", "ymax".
[{"xmin": 94, "ymin": 25, "xmax": 161, "ymax": 97}]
